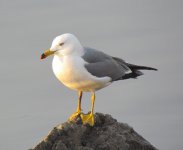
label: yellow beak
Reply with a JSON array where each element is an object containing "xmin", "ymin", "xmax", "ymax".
[{"xmin": 40, "ymin": 49, "xmax": 54, "ymax": 59}]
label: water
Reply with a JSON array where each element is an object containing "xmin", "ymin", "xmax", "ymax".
[{"xmin": 0, "ymin": 0, "xmax": 183, "ymax": 149}]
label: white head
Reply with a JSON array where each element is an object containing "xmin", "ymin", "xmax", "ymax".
[{"xmin": 41, "ymin": 33, "xmax": 83, "ymax": 59}]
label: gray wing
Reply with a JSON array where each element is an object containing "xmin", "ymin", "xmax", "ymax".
[{"xmin": 82, "ymin": 47, "xmax": 131, "ymax": 81}]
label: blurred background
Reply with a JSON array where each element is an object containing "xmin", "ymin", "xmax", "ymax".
[{"xmin": 0, "ymin": 0, "xmax": 183, "ymax": 149}]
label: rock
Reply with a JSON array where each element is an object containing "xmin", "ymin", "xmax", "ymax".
[{"xmin": 31, "ymin": 113, "xmax": 158, "ymax": 150}]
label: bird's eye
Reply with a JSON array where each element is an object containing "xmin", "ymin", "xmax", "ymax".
[{"xmin": 59, "ymin": 43, "xmax": 64, "ymax": 46}]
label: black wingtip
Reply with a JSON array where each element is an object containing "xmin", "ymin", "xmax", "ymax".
[
  {"xmin": 148, "ymin": 67, "xmax": 158, "ymax": 71},
  {"xmin": 127, "ymin": 63, "xmax": 158, "ymax": 71}
]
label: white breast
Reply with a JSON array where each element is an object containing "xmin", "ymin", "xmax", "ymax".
[{"xmin": 52, "ymin": 55, "xmax": 111, "ymax": 92}]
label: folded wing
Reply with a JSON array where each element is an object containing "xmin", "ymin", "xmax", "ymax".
[{"xmin": 82, "ymin": 47, "xmax": 131, "ymax": 81}]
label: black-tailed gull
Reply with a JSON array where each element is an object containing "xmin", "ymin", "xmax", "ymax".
[{"xmin": 41, "ymin": 33, "xmax": 157, "ymax": 126}]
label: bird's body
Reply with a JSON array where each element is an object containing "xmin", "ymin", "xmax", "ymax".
[
  {"xmin": 41, "ymin": 33, "xmax": 157, "ymax": 126},
  {"xmin": 52, "ymin": 53, "xmax": 111, "ymax": 92}
]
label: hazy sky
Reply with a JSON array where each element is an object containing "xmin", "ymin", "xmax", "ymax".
[{"xmin": 0, "ymin": 0, "xmax": 183, "ymax": 150}]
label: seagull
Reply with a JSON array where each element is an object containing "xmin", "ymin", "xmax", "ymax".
[{"xmin": 41, "ymin": 33, "xmax": 157, "ymax": 126}]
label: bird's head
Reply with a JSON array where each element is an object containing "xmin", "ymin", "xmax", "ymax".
[{"xmin": 41, "ymin": 33, "xmax": 83, "ymax": 59}]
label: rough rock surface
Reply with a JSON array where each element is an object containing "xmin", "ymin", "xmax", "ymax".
[{"xmin": 32, "ymin": 113, "xmax": 158, "ymax": 150}]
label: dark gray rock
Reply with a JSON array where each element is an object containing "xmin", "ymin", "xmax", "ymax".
[{"xmin": 31, "ymin": 113, "xmax": 158, "ymax": 150}]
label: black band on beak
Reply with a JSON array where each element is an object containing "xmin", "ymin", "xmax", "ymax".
[{"xmin": 41, "ymin": 53, "xmax": 46, "ymax": 59}]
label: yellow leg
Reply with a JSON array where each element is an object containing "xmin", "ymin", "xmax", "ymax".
[
  {"xmin": 80, "ymin": 92, "xmax": 95, "ymax": 126},
  {"xmin": 69, "ymin": 91, "xmax": 82, "ymax": 122}
]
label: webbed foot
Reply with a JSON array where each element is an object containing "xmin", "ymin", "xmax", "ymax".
[
  {"xmin": 69, "ymin": 111, "xmax": 81, "ymax": 122},
  {"xmin": 80, "ymin": 112, "xmax": 94, "ymax": 126}
]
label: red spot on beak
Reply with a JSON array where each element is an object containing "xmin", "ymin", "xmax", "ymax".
[{"xmin": 40, "ymin": 53, "xmax": 46, "ymax": 60}]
